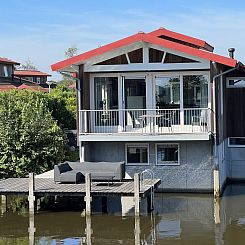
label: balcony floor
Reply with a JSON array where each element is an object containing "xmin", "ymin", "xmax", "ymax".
[{"xmin": 79, "ymin": 132, "xmax": 212, "ymax": 142}]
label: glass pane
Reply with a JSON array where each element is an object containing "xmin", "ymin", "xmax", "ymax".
[
  {"xmin": 94, "ymin": 77, "xmax": 118, "ymax": 110},
  {"xmin": 127, "ymin": 146, "xmax": 148, "ymax": 164},
  {"xmin": 157, "ymin": 145, "xmax": 178, "ymax": 164},
  {"xmin": 124, "ymin": 78, "xmax": 146, "ymax": 109},
  {"xmin": 228, "ymin": 79, "xmax": 245, "ymax": 87},
  {"xmin": 155, "ymin": 77, "xmax": 180, "ymax": 109},
  {"xmin": 183, "ymin": 75, "xmax": 208, "ymax": 108},
  {"xmin": 94, "ymin": 77, "xmax": 118, "ymax": 126}
]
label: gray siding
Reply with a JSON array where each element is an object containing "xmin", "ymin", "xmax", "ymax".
[{"xmin": 85, "ymin": 141, "xmax": 214, "ymax": 192}]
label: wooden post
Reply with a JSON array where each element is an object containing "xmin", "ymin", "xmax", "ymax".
[
  {"xmin": 1, "ymin": 195, "xmax": 7, "ymax": 214},
  {"xmin": 28, "ymin": 173, "xmax": 35, "ymax": 215},
  {"xmin": 134, "ymin": 216, "xmax": 141, "ymax": 245},
  {"xmin": 85, "ymin": 215, "xmax": 92, "ymax": 245},
  {"xmin": 134, "ymin": 173, "xmax": 140, "ymax": 216},
  {"xmin": 85, "ymin": 173, "xmax": 92, "ymax": 216},
  {"xmin": 213, "ymin": 169, "xmax": 220, "ymax": 199},
  {"xmin": 28, "ymin": 214, "xmax": 36, "ymax": 245}
]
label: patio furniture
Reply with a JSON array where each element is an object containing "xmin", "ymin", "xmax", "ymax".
[
  {"xmin": 191, "ymin": 109, "xmax": 208, "ymax": 132},
  {"xmin": 54, "ymin": 161, "xmax": 125, "ymax": 183}
]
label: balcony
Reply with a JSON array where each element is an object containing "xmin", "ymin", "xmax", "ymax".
[{"xmin": 79, "ymin": 108, "xmax": 213, "ymax": 141}]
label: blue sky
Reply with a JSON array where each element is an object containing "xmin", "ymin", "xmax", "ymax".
[{"xmin": 1, "ymin": 0, "xmax": 245, "ymax": 80}]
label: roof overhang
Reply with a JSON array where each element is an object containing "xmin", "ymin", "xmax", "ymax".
[{"xmin": 51, "ymin": 29, "xmax": 237, "ymax": 72}]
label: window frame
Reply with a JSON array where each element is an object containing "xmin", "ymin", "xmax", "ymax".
[
  {"xmin": 125, "ymin": 143, "xmax": 149, "ymax": 166},
  {"xmin": 226, "ymin": 77, "xmax": 245, "ymax": 88},
  {"xmin": 228, "ymin": 137, "xmax": 245, "ymax": 148},
  {"xmin": 155, "ymin": 143, "xmax": 180, "ymax": 166}
]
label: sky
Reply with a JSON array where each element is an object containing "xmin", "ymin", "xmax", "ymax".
[{"xmin": 1, "ymin": 0, "xmax": 245, "ymax": 80}]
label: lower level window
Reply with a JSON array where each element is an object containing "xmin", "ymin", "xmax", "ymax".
[
  {"xmin": 156, "ymin": 144, "xmax": 179, "ymax": 165},
  {"xmin": 228, "ymin": 137, "xmax": 245, "ymax": 147},
  {"xmin": 126, "ymin": 144, "xmax": 148, "ymax": 165}
]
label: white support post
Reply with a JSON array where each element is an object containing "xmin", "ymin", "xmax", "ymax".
[
  {"xmin": 85, "ymin": 173, "xmax": 92, "ymax": 216},
  {"xmin": 28, "ymin": 173, "xmax": 35, "ymax": 215},
  {"xmin": 214, "ymin": 169, "xmax": 220, "ymax": 199},
  {"xmin": 134, "ymin": 173, "xmax": 140, "ymax": 216}
]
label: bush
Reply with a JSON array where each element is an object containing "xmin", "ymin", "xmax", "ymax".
[{"xmin": 0, "ymin": 90, "xmax": 65, "ymax": 178}]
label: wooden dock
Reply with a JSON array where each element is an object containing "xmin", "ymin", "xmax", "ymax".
[{"xmin": 0, "ymin": 177, "xmax": 160, "ymax": 198}]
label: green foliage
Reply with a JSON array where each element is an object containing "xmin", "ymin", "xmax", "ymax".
[
  {"xmin": 0, "ymin": 90, "xmax": 65, "ymax": 178},
  {"xmin": 48, "ymin": 84, "xmax": 77, "ymax": 129}
]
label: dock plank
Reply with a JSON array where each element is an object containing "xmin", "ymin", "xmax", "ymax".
[{"xmin": 0, "ymin": 178, "xmax": 161, "ymax": 197}]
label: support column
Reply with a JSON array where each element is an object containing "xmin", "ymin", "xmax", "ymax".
[
  {"xmin": 28, "ymin": 173, "xmax": 35, "ymax": 215},
  {"xmin": 134, "ymin": 173, "xmax": 140, "ymax": 216},
  {"xmin": 85, "ymin": 173, "xmax": 92, "ymax": 216},
  {"xmin": 214, "ymin": 169, "xmax": 220, "ymax": 199}
]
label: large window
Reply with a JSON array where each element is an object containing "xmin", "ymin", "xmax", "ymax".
[
  {"xmin": 126, "ymin": 144, "xmax": 149, "ymax": 165},
  {"xmin": 183, "ymin": 75, "xmax": 208, "ymax": 108},
  {"xmin": 156, "ymin": 144, "xmax": 179, "ymax": 165},
  {"xmin": 155, "ymin": 77, "xmax": 180, "ymax": 109},
  {"xmin": 94, "ymin": 77, "xmax": 118, "ymax": 126}
]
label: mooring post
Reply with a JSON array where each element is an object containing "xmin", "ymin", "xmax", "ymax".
[
  {"xmin": 134, "ymin": 173, "xmax": 140, "ymax": 216},
  {"xmin": 85, "ymin": 173, "xmax": 92, "ymax": 216},
  {"xmin": 85, "ymin": 215, "xmax": 92, "ymax": 245},
  {"xmin": 28, "ymin": 173, "xmax": 35, "ymax": 215},
  {"xmin": 134, "ymin": 216, "xmax": 141, "ymax": 245},
  {"xmin": 28, "ymin": 213, "xmax": 36, "ymax": 245},
  {"xmin": 0, "ymin": 195, "xmax": 7, "ymax": 214},
  {"xmin": 213, "ymin": 169, "xmax": 220, "ymax": 199}
]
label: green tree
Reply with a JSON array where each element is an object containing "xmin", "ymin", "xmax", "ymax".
[
  {"xmin": 0, "ymin": 90, "xmax": 65, "ymax": 178},
  {"xmin": 65, "ymin": 45, "xmax": 78, "ymax": 58},
  {"xmin": 47, "ymin": 84, "xmax": 77, "ymax": 129},
  {"xmin": 18, "ymin": 58, "xmax": 38, "ymax": 70}
]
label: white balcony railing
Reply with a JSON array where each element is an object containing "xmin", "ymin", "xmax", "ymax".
[{"xmin": 79, "ymin": 108, "xmax": 212, "ymax": 135}]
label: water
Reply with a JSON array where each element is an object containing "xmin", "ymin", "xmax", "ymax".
[{"xmin": 1, "ymin": 184, "xmax": 245, "ymax": 244}]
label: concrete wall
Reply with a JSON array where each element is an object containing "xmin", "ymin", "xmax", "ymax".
[{"xmin": 86, "ymin": 140, "xmax": 214, "ymax": 192}]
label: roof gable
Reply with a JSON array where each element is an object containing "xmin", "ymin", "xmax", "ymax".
[
  {"xmin": 51, "ymin": 29, "xmax": 237, "ymax": 71},
  {"xmin": 148, "ymin": 27, "xmax": 214, "ymax": 52}
]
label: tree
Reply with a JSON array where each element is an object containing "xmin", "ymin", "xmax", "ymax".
[
  {"xmin": 47, "ymin": 84, "xmax": 77, "ymax": 129},
  {"xmin": 0, "ymin": 90, "xmax": 65, "ymax": 178},
  {"xmin": 65, "ymin": 45, "xmax": 78, "ymax": 58},
  {"xmin": 19, "ymin": 58, "xmax": 38, "ymax": 70}
]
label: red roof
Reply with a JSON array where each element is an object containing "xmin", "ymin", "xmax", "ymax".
[
  {"xmin": 0, "ymin": 57, "xmax": 20, "ymax": 65},
  {"xmin": 0, "ymin": 85, "xmax": 17, "ymax": 91},
  {"xmin": 17, "ymin": 83, "xmax": 48, "ymax": 92},
  {"xmin": 51, "ymin": 28, "xmax": 238, "ymax": 71},
  {"xmin": 14, "ymin": 70, "xmax": 51, "ymax": 77},
  {"xmin": 148, "ymin": 27, "xmax": 214, "ymax": 51}
]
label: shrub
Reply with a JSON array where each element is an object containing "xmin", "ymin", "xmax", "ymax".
[{"xmin": 0, "ymin": 90, "xmax": 65, "ymax": 178}]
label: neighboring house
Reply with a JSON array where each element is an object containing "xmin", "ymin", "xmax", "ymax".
[
  {"xmin": 0, "ymin": 57, "xmax": 20, "ymax": 90},
  {"xmin": 51, "ymin": 27, "xmax": 245, "ymax": 193},
  {"xmin": 14, "ymin": 70, "xmax": 51, "ymax": 84},
  {"xmin": 0, "ymin": 58, "xmax": 49, "ymax": 92}
]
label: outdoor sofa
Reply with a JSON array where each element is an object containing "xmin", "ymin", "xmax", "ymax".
[{"xmin": 54, "ymin": 161, "xmax": 125, "ymax": 183}]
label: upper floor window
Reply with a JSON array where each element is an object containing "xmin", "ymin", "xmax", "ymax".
[
  {"xmin": 227, "ymin": 78, "xmax": 245, "ymax": 88},
  {"xmin": 3, "ymin": 65, "xmax": 10, "ymax": 77}
]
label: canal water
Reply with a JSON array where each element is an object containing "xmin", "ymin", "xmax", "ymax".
[{"xmin": 1, "ymin": 184, "xmax": 245, "ymax": 244}]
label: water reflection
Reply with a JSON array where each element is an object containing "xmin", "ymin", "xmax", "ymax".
[{"xmin": 1, "ymin": 184, "xmax": 245, "ymax": 244}]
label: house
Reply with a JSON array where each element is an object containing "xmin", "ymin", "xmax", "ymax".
[
  {"xmin": 0, "ymin": 57, "xmax": 20, "ymax": 90},
  {"xmin": 51, "ymin": 27, "xmax": 245, "ymax": 193},
  {"xmin": 14, "ymin": 70, "xmax": 51, "ymax": 84}
]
